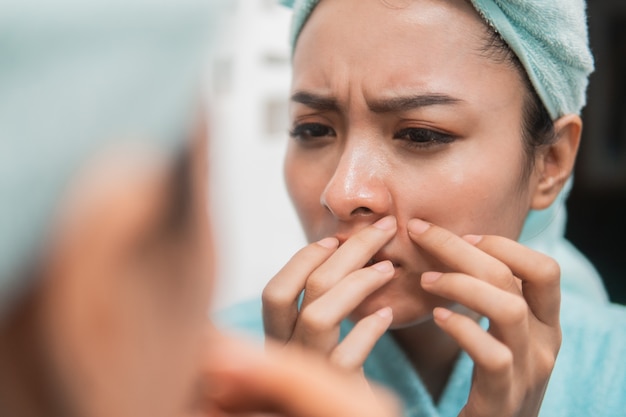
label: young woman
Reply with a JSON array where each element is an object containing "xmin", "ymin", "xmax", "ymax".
[
  {"xmin": 0, "ymin": 1, "xmax": 400, "ymax": 417},
  {"xmin": 224, "ymin": 0, "xmax": 626, "ymax": 416}
]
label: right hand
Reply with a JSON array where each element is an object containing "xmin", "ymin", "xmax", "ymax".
[{"xmin": 262, "ymin": 215, "xmax": 398, "ymax": 372}]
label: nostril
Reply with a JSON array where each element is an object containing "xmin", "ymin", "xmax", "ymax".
[{"xmin": 350, "ymin": 206, "xmax": 374, "ymax": 216}]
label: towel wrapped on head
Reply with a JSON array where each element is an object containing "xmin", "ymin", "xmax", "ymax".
[{"xmin": 280, "ymin": 0, "xmax": 594, "ymax": 118}]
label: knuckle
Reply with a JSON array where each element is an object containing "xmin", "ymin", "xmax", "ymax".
[
  {"xmin": 500, "ymin": 296, "xmax": 527, "ymax": 325},
  {"xmin": 486, "ymin": 347, "xmax": 514, "ymax": 374},
  {"xmin": 261, "ymin": 284, "xmax": 294, "ymax": 308},
  {"xmin": 553, "ymin": 327, "xmax": 563, "ymax": 351},
  {"xmin": 487, "ymin": 262, "xmax": 514, "ymax": 284},
  {"xmin": 537, "ymin": 257, "xmax": 561, "ymax": 282},
  {"xmin": 329, "ymin": 348, "xmax": 358, "ymax": 371},
  {"xmin": 304, "ymin": 272, "xmax": 330, "ymax": 298},
  {"xmin": 298, "ymin": 305, "xmax": 333, "ymax": 333},
  {"xmin": 535, "ymin": 347, "xmax": 558, "ymax": 377},
  {"xmin": 489, "ymin": 262, "xmax": 513, "ymax": 280}
]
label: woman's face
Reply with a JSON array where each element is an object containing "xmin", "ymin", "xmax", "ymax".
[{"xmin": 285, "ymin": 0, "xmax": 542, "ymax": 327}]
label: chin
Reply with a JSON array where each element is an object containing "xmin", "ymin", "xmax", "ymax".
[{"xmin": 348, "ymin": 285, "xmax": 446, "ymax": 329}]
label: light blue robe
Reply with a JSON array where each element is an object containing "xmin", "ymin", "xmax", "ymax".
[{"xmin": 219, "ymin": 291, "xmax": 626, "ymax": 417}]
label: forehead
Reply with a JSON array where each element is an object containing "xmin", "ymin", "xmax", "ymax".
[{"xmin": 292, "ymin": 0, "xmax": 521, "ymax": 107}]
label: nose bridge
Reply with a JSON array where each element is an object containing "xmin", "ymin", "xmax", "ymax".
[{"xmin": 321, "ymin": 137, "xmax": 391, "ymax": 219}]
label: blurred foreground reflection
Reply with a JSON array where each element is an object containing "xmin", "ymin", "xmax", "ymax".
[{"xmin": 0, "ymin": 1, "xmax": 400, "ymax": 417}]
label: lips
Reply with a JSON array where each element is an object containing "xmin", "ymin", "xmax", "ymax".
[{"xmin": 365, "ymin": 254, "xmax": 401, "ymax": 268}]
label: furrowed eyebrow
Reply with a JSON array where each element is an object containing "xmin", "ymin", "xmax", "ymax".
[
  {"xmin": 368, "ymin": 94, "xmax": 462, "ymax": 113},
  {"xmin": 290, "ymin": 91, "xmax": 339, "ymax": 111}
]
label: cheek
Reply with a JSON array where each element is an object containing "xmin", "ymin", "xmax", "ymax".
[
  {"xmin": 394, "ymin": 145, "xmax": 531, "ymax": 238},
  {"xmin": 461, "ymin": 153, "xmax": 530, "ymax": 237}
]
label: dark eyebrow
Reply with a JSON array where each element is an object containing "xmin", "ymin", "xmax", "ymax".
[
  {"xmin": 290, "ymin": 91, "xmax": 339, "ymax": 111},
  {"xmin": 367, "ymin": 94, "xmax": 462, "ymax": 113}
]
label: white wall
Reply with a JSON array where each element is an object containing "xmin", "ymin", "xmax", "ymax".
[{"xmin": 208, "ymin": 1, "xmax": 305, "ymax": 311}]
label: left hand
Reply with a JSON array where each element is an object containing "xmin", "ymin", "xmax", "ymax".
[{"xmin": 408, "ymin": 219, "xmax": 561, "ymax": 417}]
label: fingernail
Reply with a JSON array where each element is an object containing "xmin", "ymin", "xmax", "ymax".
[
  {"xmin": 373, "ymin": 216, "xmax": 396, "ymax": 230},
  {"xmin": 408, "ymin": 218, "xmax": 430, "ymax": 235},
  {"xmin": 372, "ymin": 260, "xmax": 393, "ymax": 273},
  {"xmin": 463, "ymin": 234, "xmax": 483, "ymax": 245},
  {"xmin": 376, "ymin": 306, "xmax": 393, "ymax": 319},
  {"xmin": 316, "ymin": 237, "xmax": 339, "ymax": 249},
  {"xmin": 433, "ymin": 307, "xmax": 452, "ymax": 321},
  {"xmin": 421, "ymin": 271, "xmax": 442, "ymax": 283}
]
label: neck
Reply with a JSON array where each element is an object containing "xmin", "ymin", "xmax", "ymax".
[{"xmin": 390, "ymin": 308, "xmax": 480, "ymax": 403}]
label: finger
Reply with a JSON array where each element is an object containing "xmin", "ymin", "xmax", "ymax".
[
  {"xmin": 433, "ymin": 308, "xmax": 512, "ymax": 400},
  {"xmin": 464, "ymin": 234, "xmax": 561, "ymax": 326},
  {"xmin": 329, "ymin": 307, "xmax": 393, "ymax": 371},
  {"xmin": 407, "ymin": 219, "xmax": 520, "ymax": 296},
  {"xmin": 262, "ymin": 237, "xmax": 338, "ymax": 342},
  {"xmin": 292, "ymin": 261, "xmax": 395, "ymax": 352},
  {"xmin": 301, "ymin": 216, "xmax": 397, "ymax": 307},
  {"xmin": 436, "ymin": 306, "xmax": 545, "ymax": 417},
  {"xmin": 422, "ymin": 272, "xmax": 528, "ymax": 349}
]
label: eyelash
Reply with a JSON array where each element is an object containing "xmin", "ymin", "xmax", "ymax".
[
  {"xmin": 393, "ymin": 127, "xmax": 456, "ymax": 149},
  {"xmin": 289, "ymin": 123, "xmax": 456, "ymax": 150},
  {"xmin": 289, "ymin": 122, "xmax": 336, "ymax": 145}
]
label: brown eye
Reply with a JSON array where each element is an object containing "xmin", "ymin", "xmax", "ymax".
[
  {"xmin": 393, "ymin": 127, "xmax": 456, "ymax": 148},
  {"xmin": 289, "ymin": 123, "xmax": 336, "ymax": 146}
]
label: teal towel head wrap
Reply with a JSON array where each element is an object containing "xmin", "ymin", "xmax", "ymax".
[
  {"xmin": 0, "ymin": 0, "xmax": 222, "ymax": 315},
  {"xmin": 468, "ymin": 0, "xmax": 594, "ymax": 119},
  {"xmin": 280, "ymin": 0, "xmax": 594, "ymax": 119},
  {"xmin": 279, "ymin": 0, "xmax": 607, "ymax": 302}
]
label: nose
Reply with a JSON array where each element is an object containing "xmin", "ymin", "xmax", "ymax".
[{"xmin": 320, "ymin": 145, "xmax": 392, "ymax": 221}]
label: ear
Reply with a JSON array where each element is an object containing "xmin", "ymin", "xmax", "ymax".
[{"xmin": 531, "ymin": 114, "xmax": 582, "ymax": 210}]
